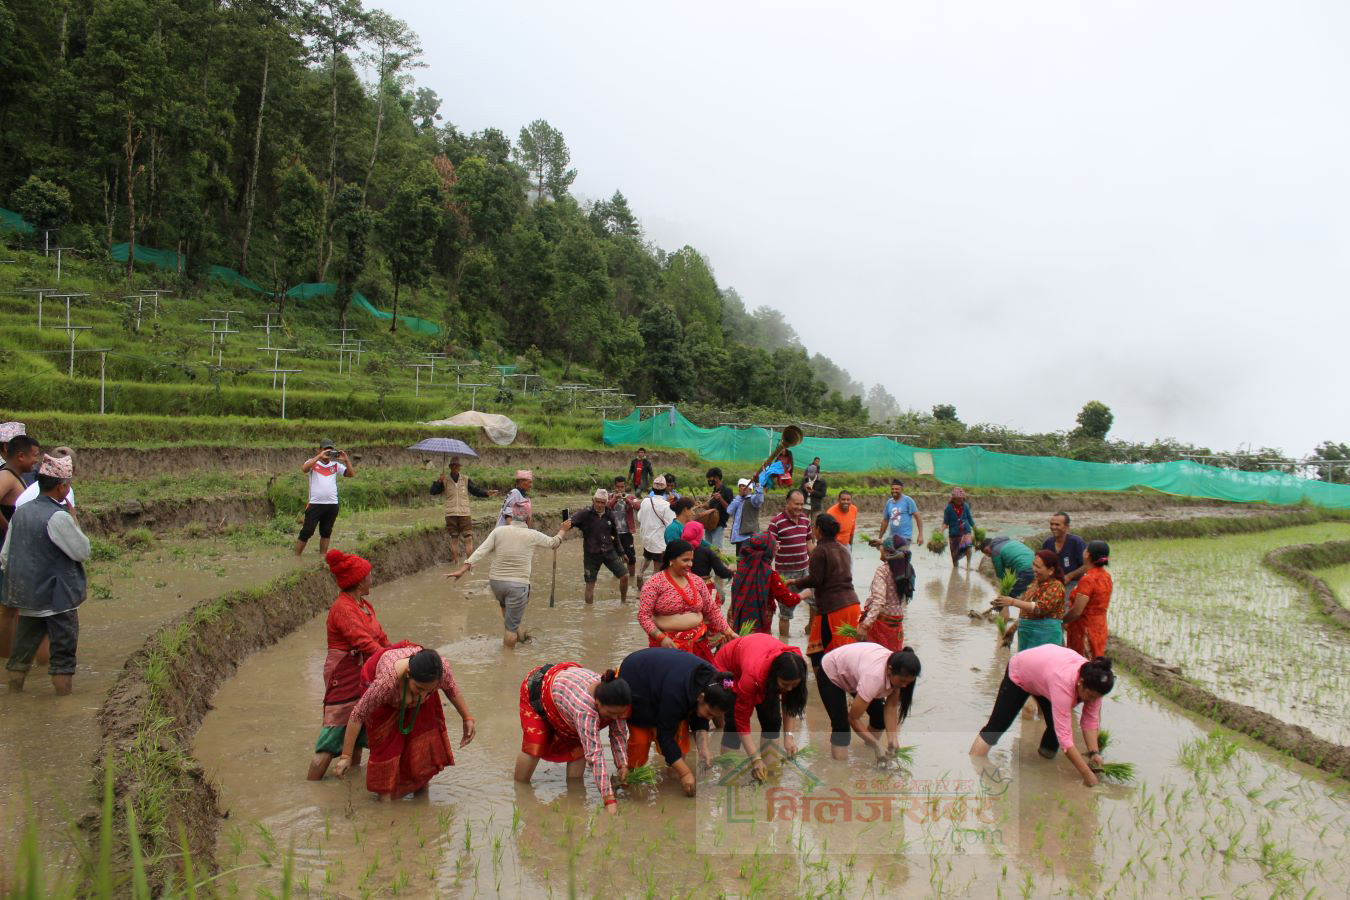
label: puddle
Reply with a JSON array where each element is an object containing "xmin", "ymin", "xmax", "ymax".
[{"xmin": 196, "ymin": 540, "xmax": 1350, "ymax": 896}]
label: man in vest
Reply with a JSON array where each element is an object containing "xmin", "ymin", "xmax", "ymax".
[
  {"xmin": 437, "ymin": 456, "xmax": 497, "ymax": 565},
  {"xmin": 2, "ymin": 453, "xmax": 90, "ymax": 695},
  {"xmin": 725, "ymin": 477, "xmax": 765, "ymax": 556}
]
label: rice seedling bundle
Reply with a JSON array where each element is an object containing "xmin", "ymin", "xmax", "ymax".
[
  {"xmin": 889, "ymin": 745, "xmax": 917, "ymax": 766},
  {"xmin": 998, "ymin": 569, "xmax": 1018, "ymax": 596},
  {"xmin": 626, "ymin": 764, "xmax": 658, "ymax": 785},
  {"xmin": 974, "ymin": 526, "xmax": 987, "ymax": 545},
  {"xmin": 836, "ymin": 623, "xmax": 861, "ymax": 639},
  {"xmin": 926, "ymin": 534, "xmax": 948, "ymax": 554},
  {"xmin": 1096, "ymin": 729, "xmax": 1112, "ymax": 752},
  {"xmin": 738, "ymin": 621, "xmax": 755, "ymax": 637},
  {"xmin": 711, "ymin": 752, "xmax": 742, "ymax": 767},
  {"xmin": 1095, "ymin": 761, "xmax": 1136, "ymax": 784}
]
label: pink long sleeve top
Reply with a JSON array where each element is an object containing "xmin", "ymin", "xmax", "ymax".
[
  {"xmin": 637, "ymin": 570, "xmax": 730, "ymax": 636},
  {"xmin": 349, "ymin": 646, "xmax": 460, "ymax": 725},
  {"xmin": 1007, "ymin": 644, "xmax": 1101, "ymax": 749}
]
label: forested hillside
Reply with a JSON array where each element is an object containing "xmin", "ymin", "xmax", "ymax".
[{"xmin": 0, "ymin": 0, "xmax": 882, "ymax": 419}]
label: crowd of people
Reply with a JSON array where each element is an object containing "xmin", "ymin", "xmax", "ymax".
[{"xmin": 302, "ymin": 443, "xmax": 1120, "ymax": 806}]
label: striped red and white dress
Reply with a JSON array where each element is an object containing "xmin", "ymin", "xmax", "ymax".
[{"xmin": 550, "ymin": 666, "xmax": 630, "ymax": 805}]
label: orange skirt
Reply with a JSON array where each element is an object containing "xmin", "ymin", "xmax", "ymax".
[
  {"xmin": 627, "ymin": 721, "xmax": 691, "ymax": 767},
  {"xmin": 519, "ymin": 663, "xmax": 586, "ymax": 762},
  {"xmin": 808, "ymin": 603, "xmax": 861, "ymax": 657},
  {"xmin": 1066, "ymin": 614, "xmax": 1108, "ymax": 659},
  {"xmin": 649, "ymin": 622, "xmax": 716, "ymax": 663}
]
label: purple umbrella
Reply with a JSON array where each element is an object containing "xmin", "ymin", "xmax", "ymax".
[{"xmin": 407, "ymin": 437, "xmax": 479, "ymax": 458}]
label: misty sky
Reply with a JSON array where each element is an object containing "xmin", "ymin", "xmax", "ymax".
[{"xmin": 380, "ymin": 0, "xmax": 1350, "ymax": 456}]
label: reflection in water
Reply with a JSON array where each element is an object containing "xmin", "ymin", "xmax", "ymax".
[{"xmin": 194, "ymin": 536, "xmax": 1350, "ymax": 896}]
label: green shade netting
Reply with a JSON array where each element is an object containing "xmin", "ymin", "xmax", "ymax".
[
  {"xmin": 603, "ymin": 409, "xmax": 1350, "ymax": 509},
  {"xmin": 110, "ymin": 242, "xmax": 182, "ymax": 271},
  {"xmin": 0, "ymin": 207, "xmax": 34, "ymax": 235},
  {"xmin": 207, "ymin": 265, "xmax": 268, "ymax": 294},
  {"xmin": 286, "ymin": 283, "xmax": 439, "ymax": 335}
]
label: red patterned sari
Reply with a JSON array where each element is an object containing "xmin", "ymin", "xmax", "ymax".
[{"xmin": 357, "ymin": 645, "xmax": 455, "ymax": 796}]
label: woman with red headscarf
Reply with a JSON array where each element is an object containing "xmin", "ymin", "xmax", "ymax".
[
  {"xmin": 992, "ymin": 549, "xmax": 1067, "ymax": 652},
  {"xmin": 309, "ymin": 549, "xmax": 391, "ymax": 780}
]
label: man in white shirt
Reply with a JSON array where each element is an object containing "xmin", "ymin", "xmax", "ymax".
[
  {"xmin": 447, "ymin": 519, "xmax": 570, "ymax": 647},
  {"xmin": 295, "ymin": 439, "xmax": 355, "ymax": 557},
  {"xmin": 635, "ymin": 475, "xmax": 674, "ymax": 587}
]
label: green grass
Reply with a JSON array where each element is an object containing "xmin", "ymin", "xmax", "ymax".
[{"xmin": 1315, "ymin": 561, "xmax": 1350, "ymax": 610}]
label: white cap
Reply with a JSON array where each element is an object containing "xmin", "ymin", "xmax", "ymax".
[
  {"xmin": 737, "ymin": 478, "xmax": 751, "ymax": 488},
  {"xmin": 652, "ymin": 475, "xmax": 668, "ymax": 489},
  {"xmin": 593, "ymin": 488, "xmax": 609, "ymax": 501}
]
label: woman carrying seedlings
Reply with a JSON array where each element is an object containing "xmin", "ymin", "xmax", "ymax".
[
  {"xmin": 729, "ymin": 532, "xmax": 802, "ymax": 635},
  {"xmin": 331, "ymin": 646, "xmax": 476, "ymax": 800},
  {"xmin": 942, "ymin": 488, "xmax": 976, "ymax": 567},
  {"xmin": 713, "ymin": 634, "xmax": 809, "ymax": 779},
  {"xmin": 1064, "ymin": 540, "xmax": 1112, "ymax": 659},
  {"xmin": 515, "ymin": 664, "xmax": 633, "ymax": 815},
  {"xmin": 309, "ymin": 549, "xmax": 392, "ymax": 780},
  {"xmin": 970, "ymin": 646, "xmax": 1115, "ymax": 787},
  {"xmin": 817, "ymin": 643, "xmax": 922, "ymax": 761},
  {"xmin": 617, "ymin": 646, "xmax": 737, "ymax": 796},
  {"xmin": 992, "ymin": 549, "xmax": 1067, "ymax": 651},
  {"xmin": 860, "ymin": 537, "xmax": 911, "ymax": 651},
  {"xmin": 638, "ymin": 539, "xmax": 738, "ymax": 662},
  {"xmin": 792, "ymin": 514, "xmax": 861, "ymax": 663}
]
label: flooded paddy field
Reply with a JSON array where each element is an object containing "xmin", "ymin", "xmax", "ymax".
[
  {"xmin": 1312, "ymin": 561, "xmax": 1350, "ymax": 611},
  {"xmin": 196, "ymin": 541, "xmax": 1350, "ymax": 897},
  {"xmin": 1109, "ymin": 523, "xmax": 1350, "ymax": 744}
]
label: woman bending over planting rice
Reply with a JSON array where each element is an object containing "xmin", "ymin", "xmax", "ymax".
[
  {"xmin": 993, "ymin": 549, "xmax": 1067, "ymax": 651},
  {"xmin": 638, "ymin": 539, "xmax": 737, "ymax": 661},
  {"xmin": 331, "ymin": 646, "xmax": 476, "ymax": 799},
  {"xmin": 970, "ymin": 646, "xmax": 1114, "ymax": 787},
  {"xmin": 1064, "ymin": 541, "xmax": 1112, "ymax": 659},
  {"xmin": 309, "ymin": 549, "xmax": 391, "ymax": 780},
  {"xmin": 817, "ymin": 643, "xmax": 922, "ymax": 761},
  {"xmin": 617, "ymin": 646, "xmax": 737, "ymax": 796},
  {"xmin": 713, "ymin": 633, "xmax": 808, "ymax": 780},
  {"xmin": 515, "ymin": 665, "xmax": 633, "ymax": 814}
]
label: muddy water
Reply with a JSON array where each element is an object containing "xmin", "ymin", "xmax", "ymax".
[
  {"xmin": 197, "ymin": 540, "xmax": 1349, "ymax": 897},
  {"xmin": 0, "ymin": 505, "xmax": 443, "ymax": 873}
]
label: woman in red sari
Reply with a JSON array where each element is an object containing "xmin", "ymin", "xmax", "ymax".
[
  {"xmin": 638, "ymin": 539, "xmax": 737, "ymax": 662},
  {"xmin": 308, "ymin": 549, "xmax": 391, "ymax": 780},
  {"xmin": 331, "ymin": 646, "xmax": 476, "ymax": 800},
  {"xmin": 1064, "ymin": 540, "xmax": 1112, "ymax": 658},
  {"xmin": 515, "ymin": 665, "xmax": 632, "ymax": 814}
]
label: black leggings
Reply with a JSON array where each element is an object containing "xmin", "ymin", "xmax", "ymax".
[
  {"xmin": 299, "ymin": 503, "xmax": 340, "ymax": 541},
  {"xmin": 720, "ymin": 690, "xmax": 784, "ymax": 749},
  {"xmin": 814, "ymin": 663, "xmax": 884, "ymax": 747},
  {"xmin": 978, "ymin": 670, "xmax": 1059, "ymax": 756}
]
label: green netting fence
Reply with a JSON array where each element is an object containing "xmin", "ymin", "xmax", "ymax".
[
  {"xmin": 286, "ymin": 283, "xmax": 439, "ymax": 335},
  {"xmin": 110, "ymin": 242, "xmax": 184, "ymax": 272},
  {"xmin": 207, "ymin": 265, "xmax": 268, "ymax": 294},
  {"xmin": 603, "ymin": 409, "xmax": 1350, "ymax": 509},
  {"xmin": 0, "ymin": 207, "xmax": 34, "ymax": 235}
]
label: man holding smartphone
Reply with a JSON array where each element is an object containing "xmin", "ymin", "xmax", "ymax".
[{"xmin": 295, "ymin": 439, "xmax": 355, "ymax": 557}]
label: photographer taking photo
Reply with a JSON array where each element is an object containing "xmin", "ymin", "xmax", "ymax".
[{"xmin": 295, "ymin": 439, "xmax": 355, "ymax": 557}]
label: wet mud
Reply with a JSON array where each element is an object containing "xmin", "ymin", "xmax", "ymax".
[{"xmin": 194, "ymin": 541, "xmax": 1350, "ymax": 897}]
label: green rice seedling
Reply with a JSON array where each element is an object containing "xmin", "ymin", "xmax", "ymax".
[
  {"xmin": 711, "ymin": 752, "xmax": 743, "ymax": 767},
  {"xmin": 998, "ymin": 569, "xmax": 1018, "ymax": 596},
  {"xmin": 926, "ymin": 534, "xmax": 947, "ymax": 554},
  {"xmin": 974, "ymin": 527, "xmax": 987, "ymax": 545},
  {"xmin": 836, "ymin": 623, "xmax": 861, "ymax": 639},
  {"xmin": 793, "ymin": 744, "xmax": 817, "ymax": 758},
  {"xmin": 1096, "ymin": 762, "xmax": 1137, "ymax": 784},
  {"xmin": 626, "ymin": 764, "xmax": 658, "ymax": 785},
  {"xmin": 1097, "ymin": 729, "xmax": 1112, "ymax": 752},
  {"xmin": 889, "ymin": 745, "xmax": 917, "ymax": 766},
  {"xmin": 739, "ymin": 621, "xmax": 755, "ymax": 637}
]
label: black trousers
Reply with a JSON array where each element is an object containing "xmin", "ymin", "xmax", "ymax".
[
  {"xmin": 720, "ymin": 691, "xmax": 784, "ymax": 749},
  {"xmin": 814, "ymin": 663, "xmax": 884, "ymax": 747},
  {"xmin": 978, "ymin": 670, "xmax": 1058, "ymax": 756},
  {"xmin": 299, "ymin": 503, "xmax": 340, "ymax": 540},
  {"xmin": 7, "ymin": 610, "xmax": 79, "ymax": 676}
]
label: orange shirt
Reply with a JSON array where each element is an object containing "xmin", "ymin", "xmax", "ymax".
[{"xmin": 826, "ymin": 502, "xmax": 858, "ymax": 545}]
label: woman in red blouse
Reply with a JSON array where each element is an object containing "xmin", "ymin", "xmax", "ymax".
[
  {"xmin": 638, "ymin": 540, "xmax": 737, "ymax": 662},
  {"xmin": 309, "ymin": 549, "xmax": 391, "ymax": 780},
  {"xmin": 1064, "ymin": 540, "xmax": 1112, "ymax": 658},
  {"xmin": 712, "ymin": 633, "xmax": 808, "ymax": 780}
]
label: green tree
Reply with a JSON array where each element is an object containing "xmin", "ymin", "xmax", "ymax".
[
  {"xmin": 638, "ymin": 301, "xmax": 685, "ymax": 401},
  {"xmin": 1311, "ymin": 441, "xmax": 1350, "ymax": 483},
  {"xmin": 379, "ymin": 165, "xmax": 441, "ymax": 331},
  {"xmin": 359, "ymin": 10, "xmax": 421, "ymax": 201},
  {"xmin": 11, "ymin": 176, "xmax": 73, "ymax": 246},
  {"xmin": 589, "ymin": 190, "xmax": 639, "ymax": 237},
  {"xmin": 1073, "ymin": 401, "xmax": 1114, "ymax": 440},
  {"xmin": 514, "ymin": 118, "xmax": 575, "ymax": 201},
  {"xmin": 330, "ymin": 184, "xmax": 371, "ymax": 327},
  {"xmin": 660, "ymin": 246, "xmax": 722, "ymax": 345},
  {"xmin": 932, "ymin": 404, "xmax": 960, "ymax": 423},
  {"xmin": 273, "ymin": 158, "xmax": 323, "ymax": 318}
]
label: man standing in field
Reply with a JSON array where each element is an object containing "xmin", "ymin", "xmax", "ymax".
[
  {"xmin": 880, "ymin": 479, "xmax": 923, "ymax": 549},
  {"xmin": 437, "ymin": 456, "xmax": 497, "ymax": 566},
  {"xmin": 628, "ymin": 448, "xmax": 653, "ymax": 496},
  {"xmin": 1044, "ymin": 512, "xmax": 1087, "ymax": 592},
  {"xmin": 825, "ymin": 490, "xmax": 858, "ymax": 546},
  {"xmin": 726, "ymin": 477, "xmax": 765, "ymax": 556},
  {"xmin": 0, "ymin": 422, "xmax": 27, "ymax": 473},
  {"xmin": 636, "ymin": 475, "xmax": 674, "ymax": 585},
  {"xmin": 295, "ymin": 440, "xmax": 355, "ymax": 557},
  {"xmin": 2, "ymin": 454, "xmax": 90, "ymax": 695},
  {"xmin": 448, "ymin": 518, "xmax": 570, "ymax": 647},
  {"xmin": 768, "ymin": 489, "xmax": 813, "ymax": 637},
  {"xmin": 607, "ymin": 476, "xmax": 641, "ymax": 583},
  {"xmin": 570, "ymin": 489, "xmax": 630, "ymax": 604},
  {"xmin": 704, "ymin": 468, "xmax": 734, "ymax": 550},
  {"xmin": 0, "ymin": 436, "xmax": 41, "ymax": 538}
]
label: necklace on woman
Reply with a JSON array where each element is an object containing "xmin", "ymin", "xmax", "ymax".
[
  {"xmin": 398, "ymin": 678, "xmax": 423, "ymax": 734},
  {"xmin": 666, "ymin": 570, "xmax": 700, "ymax": 609}
]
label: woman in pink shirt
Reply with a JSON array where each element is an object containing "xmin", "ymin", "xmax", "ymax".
[
  {"xmin": 712, "ymin": 633, "xmax": 809, "ymax": 780},
  {"xmin": 969, "ymin": 646, "xmax": 1115, "ymax": 787},
  {"xmin": 638, "ymin": 540, "xmax": 737, "ymax": 662},
  {"xmin": 818, "ymin": 643, "xmax": 922, "ymax": 761}
]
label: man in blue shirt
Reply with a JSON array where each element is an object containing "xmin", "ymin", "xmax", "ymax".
[
  {"xmin": 1043, "ymin": 512, "xmax": 1087, "ymax": 591},
  {"xmin": 879, "ymin": 479, "xmax": 923, "ymax": 547},
  {"xmin": 726, "ymin": 478, "xmax": 765, "ymax": 555}
]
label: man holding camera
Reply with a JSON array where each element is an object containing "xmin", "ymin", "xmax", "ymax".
[{"xmin": 295, "ymin": 439, "xmax": 355, "ymax": 557}]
